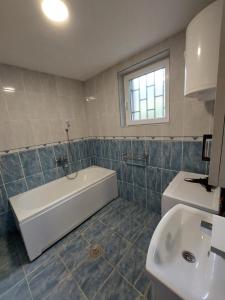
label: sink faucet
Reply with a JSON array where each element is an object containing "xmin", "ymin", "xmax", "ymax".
[
  {"xmin": 201, "ymin": 220, "xmax": 225, "ymax": 259},
  {"xmin": 201, "ymin": 220, "xmax": 212, "ymax": 231}
]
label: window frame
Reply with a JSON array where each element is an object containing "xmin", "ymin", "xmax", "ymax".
[{"xmin": 124, "ymin": 58, "xmax": 170, "ymax": 126}]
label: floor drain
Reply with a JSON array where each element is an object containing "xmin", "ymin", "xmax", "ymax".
[
  {"xmin": 182, "ymin": 251, "xmax": 196, "ymax": 263},
  {"xmin": 89, "ymin": 244, "xmax": 104, "ymax": 258}
]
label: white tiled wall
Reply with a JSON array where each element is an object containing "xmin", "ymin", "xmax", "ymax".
[
  {"xmin": 0, "ymin": 64, "xmax": 88, "ymax": 151},
  {"xmin": 0, "ymin": 31, "xmax": 214, "ymax": 152},
  {"xmin": 84, "ymin": 31, "xmax": 214, "ymax": 138}
]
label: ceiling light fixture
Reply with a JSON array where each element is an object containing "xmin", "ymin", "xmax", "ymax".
[
  {"xmin": 2, "ymin": 86, "xmax": 15, "ymax": 93},
  {"xmin": 41, "ymin": 0, "xmax": 69, "ymax": 23}
]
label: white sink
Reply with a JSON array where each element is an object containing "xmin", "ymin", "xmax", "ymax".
[{"xmin": 146, "ymin": 204, "xmax": 225, "ymax": 300}]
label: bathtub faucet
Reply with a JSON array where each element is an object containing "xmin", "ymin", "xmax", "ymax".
[{"xmin": 57, "ymin": 157, "xmax": 68, "ymax": 167}]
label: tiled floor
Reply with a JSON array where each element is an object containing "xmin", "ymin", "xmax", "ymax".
[{"xmin": 0, "ymin": 198, "xmax": 160, "ymax": 300}]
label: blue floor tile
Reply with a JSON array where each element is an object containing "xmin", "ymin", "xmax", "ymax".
[
  {"xmin": 94, "ymin": 270, "xmax": 143, "ymax": 300},
  {"xmin": 0, "ymin": 255, "xmax": 25, "ymax": 296},
  {"xmin": 45, "ymin": 274, "xmax": 86, "ymax": 300},
  {"xmin": 0, "ymin": 279, "xmax": 32, "ymax": 300},
  {"xmin": 28, "ymin": 256, "xmax": 68, "ymax": 300},
  {"xmin": 117, "ymin": 247, "xmax": 146, "ymax": 285},
  {"xmin": 72, "ymin": 256, "xmax": 113, "ymax": 299},
  {"xmin": 81, "ymin": 220, "xmax": 111, "ymax": 244},
  {"xmin": 59, "ymin": 235, "xmax": 89, "ymax": 272},
  {"xmin": 114, "ymin": 217, "xmax": 142, "ymax": 243},
  {"xmin": 99, "ymin": 230, "xmax": 130, "ymax": 266}
]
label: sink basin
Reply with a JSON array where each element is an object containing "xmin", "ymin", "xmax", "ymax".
[{"xmin": 146, "ymin": 204, "xmax": 225, "ymax": 300}]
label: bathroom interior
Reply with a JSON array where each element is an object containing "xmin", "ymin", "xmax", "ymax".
[{"xmin": 0, "ymin": 0, "xmax": 225, "ymax": 299}]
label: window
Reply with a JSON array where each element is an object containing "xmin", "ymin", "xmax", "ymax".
[{"xmin": 124, "ymin": 58, "xmax": 169, "ymax": 125}]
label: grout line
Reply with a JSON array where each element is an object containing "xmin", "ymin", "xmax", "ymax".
[
  {"xmin": 18, "ymin": 152, "xmax": 29, "ymax": 190},
  {"xmin": 36, "ymin": 149, "xmax": 45, "ymax": 185}
]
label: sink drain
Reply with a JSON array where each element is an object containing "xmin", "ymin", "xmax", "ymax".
[
  {"xmin": 89, "ymin": 244, "xmax": 104, "ymax": 258},
  {"xmin": 182, "ymin": 251, "xmax": 196, "ymax": 263}
]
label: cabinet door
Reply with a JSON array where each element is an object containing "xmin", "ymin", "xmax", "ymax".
[{"xmin": 209, "ymin": 0, "xmax": 225, "ymax": 187}]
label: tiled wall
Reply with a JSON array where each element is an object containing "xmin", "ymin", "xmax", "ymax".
[
  {"xmin": 0, "ymin": 137, "xmax": 207, "ymax": 226},
  {"xmin": 0, "ymin": 64, "xmax": 87, "ymax": 151},
  {"xmin": 84, "ymin": 31, "xmax": 214, "ymax": 138},
  {"xmin": 0, "ymin": 139, "xmax": 93, "ymax": 233},
  {"xmin": 92, "ymin": 138, "xmax": 208, "ymax": 214}
]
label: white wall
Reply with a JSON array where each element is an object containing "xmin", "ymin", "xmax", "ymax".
[
  {"xmin": 84, "ymin": 31, "xmax": 214, "ymax": 138},
  {"xmin": 0, "ymin": 64, "xmax": 88, "ymax": 151}
]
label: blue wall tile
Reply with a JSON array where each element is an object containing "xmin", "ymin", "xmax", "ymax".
[
  {"xmin": 171, "ymin": 141, "xmax": 182, "ymax": 171},
  {"xmin": 147, "ymin": 190, "xmax": 161, "ymax": 214},
  {"xmin": 132, "ymin": 140, "xmax": 145, "ymax": 163},
  {"xmin": 0, "ymin": 185, "xmax": 8, "ymax": 213},
  {"xmin": 20, "ymin": 149, "xmax": 41, "ymax": 177},
  {"xmin": 0, "ymin": 153, "xmax": 23, "ymax": 183},
  {"xmin": 161, "ymin": 141, "xmax": 172, "ymax": 169},
  {"xmin": 182, "ymin": 141, "xmax": 206, "ymax": 174},
  {"xmin": 147, "ymin": 140, "xmax": 162, "ymax": 167},
  {"xmin": 109, "ymin": 139, "xmax": 120, "ymax": 161},
  {"xmin": 26, "ymin": 173, "xmax": 44, "ymax": 190},
  {"xmin": 38, "ymin": 146, "xmax": 56, "ymax": 171},
  {"xmin": 67, "ymin": 141, "xmax": 80, "ymax": 163},
  {"xmin": 133, "ymin": 186, "xmax": 146, "ymax": 208},
  {"xmin": 146, "ymin": 166, "xmax": 156, "ymax": 190},
  {"xmin": 161, "ymin": 169, "xmax": 178, "ymax": 192},
  {"xmin": 43, "ymin": 168, "xmax": 58, "ymax": 183},
  {"xmin": 120, "ymin": 140, "xmax": 132, "ymax": 160},
  {"xmin": 79, "ymin": 140, "xmax": 89, "ymax": 159},
  {"xmin": 5, "ymin": 179, "xmax": 27, "ymax": 197},
  {"xmin": 122, "ymin": 182, "xmax": 133, "ymax": 202},
  {"xmin": 111, "ymin": 161, "xmax": 121, "ymax": 180},
  {"xmin": 155, "ymin": 168, "xmax": 162, "ymax": 193},
  {"xmin": 81, "ymin": 158, "xmax": 92, "ymax": 169},
  {"xmin": 101, "ymin": 140, "xmax": 111, "ymax": 159},
  {"xmin": 54, "ymin": 144, "xmax": 68, "ymax": 161},
  {"xmin": 133, "ymin": 166, "xmax": 146, "ymax": 188},
  {"xmin": 121, "ymin": 164, "xmax": 133, "ymax": 184}
]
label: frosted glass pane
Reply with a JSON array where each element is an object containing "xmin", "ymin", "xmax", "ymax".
[
  {"xmin": 139, "ymin": 76, "xmax": 146, "ymax": 99},
  {"xmin": 155, "ymin": 68, "xmax": 165, "ymax": 96},
  {"xmin": 131, "ymin": 78, "xmax": 139, "ymax": 90},
  {"xmin": 155, "ymin": 96, "xmax": 164, "ymax": 118},
  {"xmin": 147, "ymin": 86, "xmax": 154, "ymax": 109},
  {"xmin": 132, "ymin": 112, "xmax": 140, "ymax": 120},
  {"xmin": 140, "ymin": 100, "xmax": 147, "ymax": 119},
  {"xmin": 131, "ymin": 90, "xmax": 139, "ymax": 112},
  {"xmin": 147, "ymin": 72, "xmax": 154, "ymax": 86},
  {"xmin": 148, "ymin": 110, "xmax": 154, "ymax": 119}
]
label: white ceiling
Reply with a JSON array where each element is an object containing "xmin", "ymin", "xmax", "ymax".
[{"xmin": 0, "ymin": 0, "xmax": 212, "ymax": 81}]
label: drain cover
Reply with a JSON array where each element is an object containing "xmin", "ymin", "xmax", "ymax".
[
  {"xmin": 182, "ymin": 251, "xmax": 196, "ymax": 263},
  {"xmin": 89, "ymin": 244, "xmax": 104, "ymax": 258}
]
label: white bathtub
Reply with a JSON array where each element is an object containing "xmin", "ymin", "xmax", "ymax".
[{"xmin": 10, "ymin": 166, "xmax": 118, "ymax": 261}]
